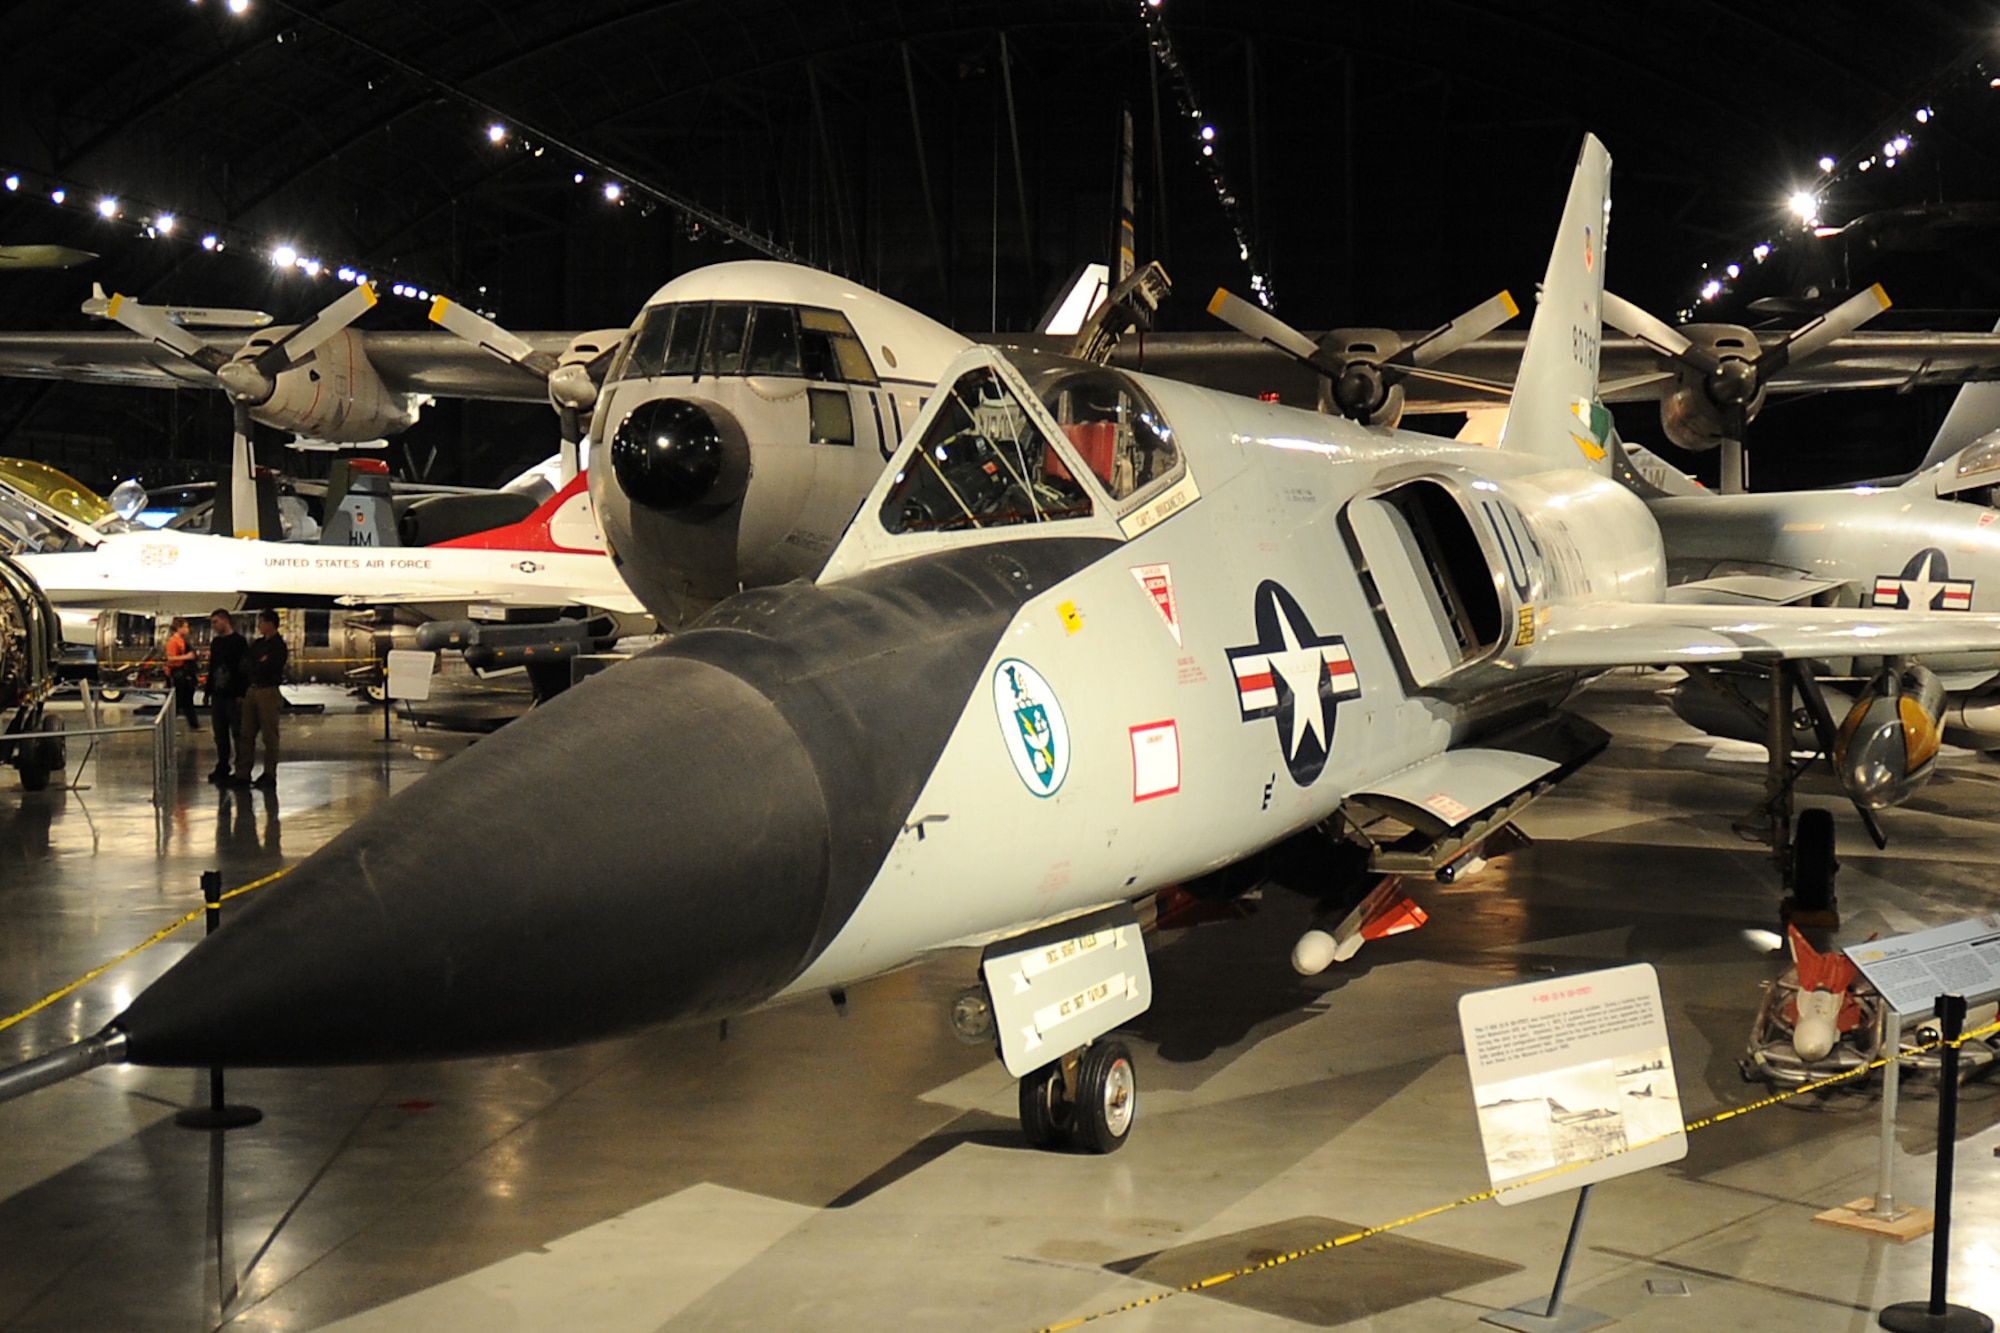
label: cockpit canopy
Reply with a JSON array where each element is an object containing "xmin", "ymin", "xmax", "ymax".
[
  {"xmin": 1939, "ymin": 431, "xmax": 2000, "ymax": 503},
  {"xmin": 611, "ymin": 301, "xmax": 878, "ymax": 386},
  {"xmin": 878, "ymin": 352, "xmax": 1181, "ymax": 535}
]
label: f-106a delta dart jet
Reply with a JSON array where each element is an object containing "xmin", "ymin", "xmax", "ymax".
[{"xmin": 15, "ymin": 135, "xmax": 2000, "ymax": 1154}]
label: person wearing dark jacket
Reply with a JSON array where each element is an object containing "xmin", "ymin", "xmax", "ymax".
[
  {"xmin": 232, "ymin": 609, "xmax": 288, "ymax": 788},
  {"xmin": 203, "ymin": 609, "xmax": 247, "ymax": 782}
]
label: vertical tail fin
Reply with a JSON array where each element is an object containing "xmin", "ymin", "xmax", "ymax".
[
  {"xmin": 1913, "ymin": 315, "xmax": 2000, "ymax": 474},
  {"xmin": 1498, "ymin": 134, "xmax": 1613, "ymax": 471}
]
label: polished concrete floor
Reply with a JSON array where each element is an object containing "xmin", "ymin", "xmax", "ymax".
[{"xmin": 1, "ymin": 674, "xmax": 1997, "ymax": 1332}]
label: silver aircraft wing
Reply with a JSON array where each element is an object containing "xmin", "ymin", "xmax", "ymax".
[
  {"xmin": 0, "ymin": 329, "xmax": 578, "ymax": 403},
  {"xmin": 1522, "ymin": 601, "xmax": 2000, "ymax": 668},
  {"xmin": 1006, "ymin": 329, "xmax": 2000, "ymax": 413}
]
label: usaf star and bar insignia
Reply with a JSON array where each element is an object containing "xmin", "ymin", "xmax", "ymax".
[
  {"xmin": 1871, "ymin": 548, "xmax": 1973, "ymax": 612},
  {"xmin": 1225, "ymin": 580, "xmax": 1361, "ymax": 787}
]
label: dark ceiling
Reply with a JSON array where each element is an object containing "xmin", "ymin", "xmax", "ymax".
[{"xmin": 6, "ymin": 0, "xmax": 2000, "ymax": 490}]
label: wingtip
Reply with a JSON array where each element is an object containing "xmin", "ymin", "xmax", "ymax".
[
  {"xmin": 1206, "ymin": 288, "xmax": 1229, "ymax": 317},
  {"xmin": 428, "ymin": 295, "xmax": 451, "ymax": 325},
  {"xmin": 1500, "ymin": 290, "xmax": 1520, "ymax": 320},
  {"xmin": 1870, "ymin": 282, "xmax": 1892, "ymax": 310}
]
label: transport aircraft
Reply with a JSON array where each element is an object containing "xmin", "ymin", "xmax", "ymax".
[{"xmin": 14, "ymin": 136, "xmax": 2000, "ymax": 1157}]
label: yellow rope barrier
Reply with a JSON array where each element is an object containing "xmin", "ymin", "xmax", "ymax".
[
  {"xmin": 4, "ymin": 865, "xmax": 1995, "ymax": 1333},
  {"xmin": 1034, "ymin": 1015, "xmax": 2000, "ymax": 1332},
  {"xmin": 0, "ymin": 867, "xmax": 291, "ymax": 1035}
]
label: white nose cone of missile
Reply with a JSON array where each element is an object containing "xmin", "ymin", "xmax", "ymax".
[
  {"xmin": 1792, "ymin": 989, "xmax": 1843, "ymax": 1062},
  {"xmin": 1292, "ymin": 929, "xmax": 1340, "ymax": 976}
]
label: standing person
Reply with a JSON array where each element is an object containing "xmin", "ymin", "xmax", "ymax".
[
  {"xmin": 204, "ymin": 609, "xmax": 247, "ymax": 783},
  {"xmin": 164, "ymin": 616, "xmax": 199, "ymax": 729},
  {"xmin": 233, "ymin": 609, "xmax": 288, "ymax": 789}
]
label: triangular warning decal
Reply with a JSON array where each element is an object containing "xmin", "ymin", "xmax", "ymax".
[{"xmin": 1130, "ymin": 563, "xmax": 1181, "ymax": 646}]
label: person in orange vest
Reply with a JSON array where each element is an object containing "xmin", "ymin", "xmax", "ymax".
[{"xmin": 164, "ymin": 616, "xmax": 198, "ymax": 729}]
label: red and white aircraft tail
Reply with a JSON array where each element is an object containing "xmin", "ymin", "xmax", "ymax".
[{"xmin": 434, "ymin": 472, "xmax": 606, "ymax": 555}]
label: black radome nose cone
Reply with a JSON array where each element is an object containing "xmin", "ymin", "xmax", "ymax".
[
  {"xmin": 115, "ymin": 653, "xmax": 832, "ymax": 1066},
  {"xmin": 610, "ymin": 397, "xmax": 731, "ymax": 512}
]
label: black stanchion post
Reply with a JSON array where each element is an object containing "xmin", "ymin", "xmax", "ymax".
[
  {"xmin": 1878, "ymin": 993, "xmax": 1992, "ymax": 1333},
  {"xmin": 174, "ymin": 871, "xmax": 263, "ymax": 1132}
]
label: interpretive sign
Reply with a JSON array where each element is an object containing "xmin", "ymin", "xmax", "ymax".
[
  {"xmin": 1458, "ymin": 962, "xmax": 1686, "ymax": 1205},
  {"xmin": 1846, "ymin": 914, "xmax": 2000, "ymax": 1016},
  {"xmin": 384, "ymin": 649, "xmax": 436, "ymax": 702}
]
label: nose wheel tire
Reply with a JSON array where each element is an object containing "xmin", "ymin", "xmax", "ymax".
[
  {"xmin": 1792, "ymin": 807, "xmax": 1838, "ymax": 915},
  {"xmin": 1074, "ymin": 1041, "xmax": 1136, "ymax": 1154},
  {"xmin": 1019, "ymin": 1059, "xmax": 1075, "ymax": 1150},
  {"xmin": 1016, "ymin": 1040, "xmax": 1137, "ymax": 1154}
]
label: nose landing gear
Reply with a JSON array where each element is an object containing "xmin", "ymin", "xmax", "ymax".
[{"xmin": 1019, "ymin": 1040, "xmax": 1136, "ymax": 1154}]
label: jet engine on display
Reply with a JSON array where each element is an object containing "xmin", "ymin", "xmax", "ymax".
[
  {"xmin": 21, "ymin": 136, "xmax": 2000, "ymax": 1162},
  {"xmin": 0, "ymin": 552, "xmax": 63, "ymax": 791},
  {"xmin": 83, "ymin": 606, "xmax": 421, "ymax": 695}
]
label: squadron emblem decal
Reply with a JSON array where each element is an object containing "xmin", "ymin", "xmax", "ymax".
[
  {"xmin": 992, "ymin": 658, "xmax": 1071, "ymax": 797},
  {"xmin": 1871, "ymin": 548, "xmax": 1973, "ymax": 611},
  {"xmin": 1224, "ymin": 581, "xmax": 1361, "ymax": 786}
]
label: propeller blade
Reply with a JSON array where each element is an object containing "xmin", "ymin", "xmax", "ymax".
[
  {"xmin": 101, "ymin": 292, "xmax": 230, "ymax": 373},
  {"xmin": 1764, "ymin": 282, "xmax": 1891, "ymax": 374},
  {"xmin": 1206, "ymin": 288, "xmax": 1319, "ymax": 363},
  {"xmin": 429, "ymin": 296, "xmax": 559, "ymax": 379},
  {"xmin": 1401, "ymin": 290, "xmax": 1519, "ymax": 366},
  {"xmin": 1601, "ymin": 291, "xmax": 1713, "ymax": 370},
  {"xmin": 227, "ymin": 405, "xmax": 259, "ymax": 540},
  {"xmin": 256, "ymin": 282, "xmax": 379, "ymax": 375}
]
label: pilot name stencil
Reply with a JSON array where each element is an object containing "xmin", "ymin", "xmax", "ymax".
[{"xmin": 1225, "ymin": 580, "xmax": 1361, "ymax": 786}]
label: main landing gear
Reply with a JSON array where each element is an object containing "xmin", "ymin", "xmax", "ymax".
[
  {"xmin": 1745, "ymin": 662, "xmax": 1865, "ymax": 927},
  {"xmin": 1019, "ymin": 1041, "xmax": 1137, "ymax": 1154}
]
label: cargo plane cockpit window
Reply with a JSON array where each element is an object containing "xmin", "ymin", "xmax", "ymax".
[
  {"xmin": 880, "ymin": 367, "xmax": 1093, "ymax": 533},
  {"xmin": 615, "ymin": 303, "xmax": 875, "ymax": 388}
]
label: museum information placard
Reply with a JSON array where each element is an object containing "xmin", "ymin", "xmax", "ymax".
[
  {"xmin": 1845, "ymin": 914, "xmax": 2000, "ymax": 1016},
  {"xmin": 1457, "ymin": 962, "xmax": 1686, "ymax": 1205}
]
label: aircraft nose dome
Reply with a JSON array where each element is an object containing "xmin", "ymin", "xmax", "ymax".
[{"xmin": 609, "ymin": 397, "xmax": 744, "ymax": 512}]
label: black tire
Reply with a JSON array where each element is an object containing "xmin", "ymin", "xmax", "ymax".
[
  {"xmin": 1794, "ymin": 808, "xmax": 1838, "ymax": 912},
  {"xmin": 1019, "ymin": 1060, "xmax": 1074, "ymax": 1151},
  {"xmin": 18, "ymin": 718, "xmax": 62, "ymax": 792},
  {"xmin": 1072, "ymin": 1041, "xmax": 1137, "ymax": 1155}
]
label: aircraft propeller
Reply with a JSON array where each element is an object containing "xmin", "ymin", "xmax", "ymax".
[
  {"xmin": 428, "ymin": 299, "xmax": 616, "ymax": 483},
  {"xmin": 1601, "ymin": 284, "xmax": 1891, "ymax": 493},
  {"xmin": 1206, "ymin": 287, "xmax": 1518, "ymax": 428},
  {"xmin": 100, "ymin": 282, "xmax": 379, "ymax": 536}
]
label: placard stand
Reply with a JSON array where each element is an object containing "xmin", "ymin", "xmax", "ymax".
[{"xmin": 1482, "ymin": 1185, "xmax": 1611, "ymax": 1333}]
